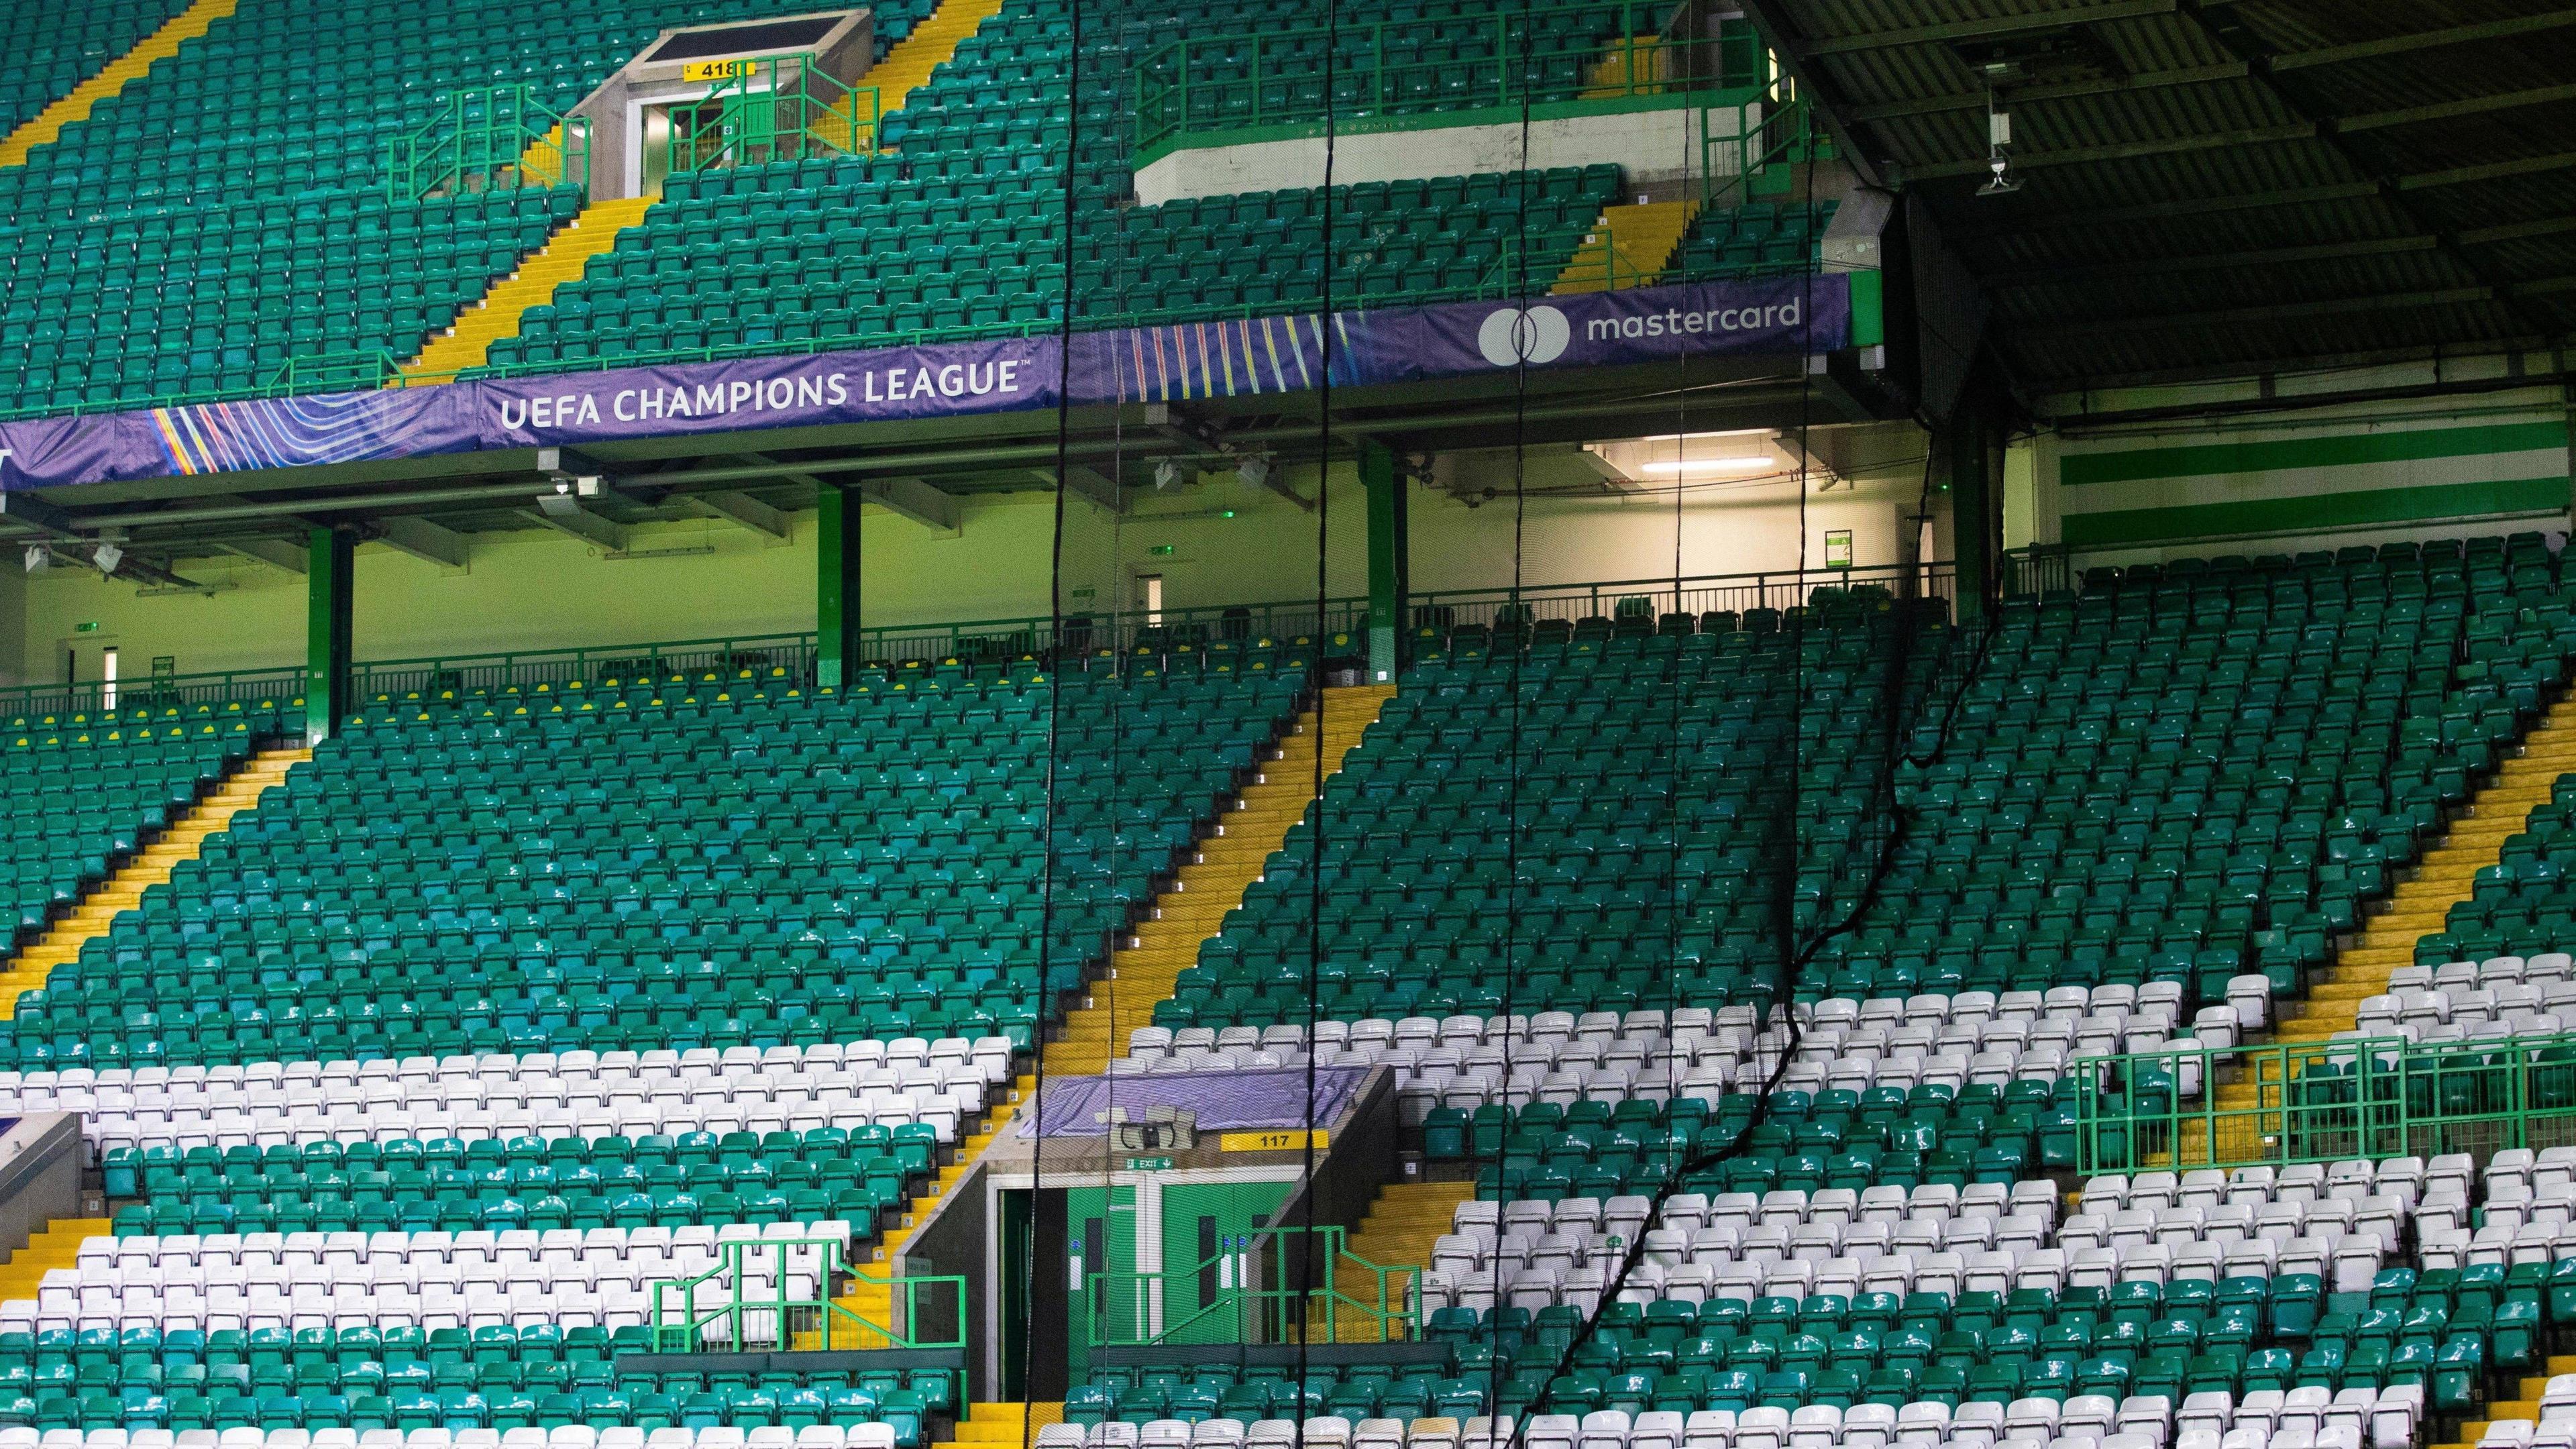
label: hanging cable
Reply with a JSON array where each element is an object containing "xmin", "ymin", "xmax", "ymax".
[
  {"xmin": 1016, "ymin": 0, "xmax": 1087, "ymax": 1430},
  {"xmin": 1293, "ymin": 0, "xmax": 1344, "ymax": 1414}
]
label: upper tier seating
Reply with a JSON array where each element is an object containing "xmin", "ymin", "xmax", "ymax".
[
  {"xmin": 0, "ymin": 699, "xmax": 301, "ymax": 944},
  {"xmin": 0, "ymin": 0, "xmax": 195, "ymax": 136},
  {"xmin": 1668, "ymin": 203, "xmax": 1837, "ymax": 284},
  {"xmin": 0, "ymin": 0, "xmax": 829, "ymax": 416},
  {"xmin": 0, "ymin": 665, "xmax": 1299, "ymax": 1071},
  {"xmin": 486, "ymin": 159, "xmax": 1617, "ymax": 372}
]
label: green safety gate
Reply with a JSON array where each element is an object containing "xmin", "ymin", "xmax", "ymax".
[
  {"xmin": 668, "ymin": 55, "xmax": 883, "ymax": 175},
  {"xmin": 1084, "ymin": 1224, "xmax": 1421, "ymax": 1348},
  {"xmin": 2072, "ymin": 1029, "xmax": 2576, "ymax": 1172}
]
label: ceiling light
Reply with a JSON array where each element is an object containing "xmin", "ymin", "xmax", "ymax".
[
  {"xmin": 23, "ymin": 545, "xmax": 47, "ymax": 574},
  {"xmin": 1640, "ymin": 457, "xmax": 1778, "ymax": 477},
  {"xmin": 93, "ymin": 542, "xmax": 123, "ymax": 576}
]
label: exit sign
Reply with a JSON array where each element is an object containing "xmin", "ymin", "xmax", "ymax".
[{"xmin": 74, "ymin": 622, "xmax": 99, "ymax": 633}]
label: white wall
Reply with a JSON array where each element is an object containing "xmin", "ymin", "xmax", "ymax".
[{"xmin": 1134, "ymin": 100, "xmax": 1748, "ymax": 205}]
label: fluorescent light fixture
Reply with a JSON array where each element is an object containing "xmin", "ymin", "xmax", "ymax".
[
  {"xmin": 1639, "ymin": 456, "xmax": 1778, "ymax": 476},
  {"xmin": 1638, "ymin": 429, "xmax": 1775, "ymax": 447}
]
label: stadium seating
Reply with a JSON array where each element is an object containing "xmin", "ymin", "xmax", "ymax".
[
  {"xmin": 0, "ymin": 665, "xmax": 1299, "ymax": 1072},
  {"xmin": 0, "ymin": 701, "xmax": 299, "ymax": 942},
  {"xmin": 0, "ymin": 0, "xmax": 194, "ymax": 137},
  {"xmin": 0, "ymin": 0, "xmax": 845, "ymax": 415},
  {"xmin": 1667, "ymin": 203, "xmax": 1837, "ymax": 284},
  {"xmin": 484, "ymin": 158, "xmax": 1618, "ymax": 372}
]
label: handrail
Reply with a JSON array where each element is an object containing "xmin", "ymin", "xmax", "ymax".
[
  {"xmin": 648, "ymin": 1236, "xmax": 967, "ymax": 1358},
  {"xmin": 670, "ymin": 55, "xmax": 883, "ymax": 175},
  {"xmin": 0, "ymin": 667, "xmax": 305, "ymax": 727},
  {"xmin": 388, "ymin": 84, "xmax": 592, "ymax": 203},
  {"xmin": 1132, "ymin": 1, "xmax": 1766, "ymax": 154},
  {"xmin": 1084, "ymin": 1224, "xmax": 1421, "ymax": 1346},
  {"xmin": 91, "ymin": 565, "xmax": 1961, "ymax": 714},
  {"xmin": 2071, "ymin": 1030, "xmax": 2576, "ymax": 1173}
]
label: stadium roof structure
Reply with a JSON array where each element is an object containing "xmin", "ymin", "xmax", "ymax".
[{"xmin": 1750, "ymin": 0, "xmax": 2576, "ymax": 390}]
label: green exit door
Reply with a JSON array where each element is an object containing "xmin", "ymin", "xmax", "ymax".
[
  {"xmin": 1067, "ymin": 1185, "xmax": 1138, "ymax": 1378},
  {"xmin": 1156, "ymin": 1180, "xmax": 1293, "ymax": 1344}
]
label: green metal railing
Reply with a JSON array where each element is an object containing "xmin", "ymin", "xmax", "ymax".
[
  {"xmin": 649, "ymin": 1235, "xmax": 967, "ymax": 1357},
  {"xmin": 389, "ymin": 84, "xmax": 592, "ymax": 203},
  {"xmin": 1409, "ymin": 561, "xmax": 1958, "ymax": 633},
  {"xmin": 156, "ymin": 564, "xmax": 1960, "ymax": 714},
  {"xmin": 669, "ymin": 56, "xmax": 883, "ymax": 175},
  {"xmin": 2072, "ymin": 1031, "xmax": 2576, "ymax": 1173},
  {"xmin": 1134, "ymin": 2, "xmax": 1766, "ymax": 154},
  {"xmin": 265, "ymin": 351, "xmax": 402, "ymax": 398},
  {"xmin": 1700, "ymin": 75, "xmax": 1825, "ymax": 211},
  {"xmin": 0, "ymin": 667, "xmax": 305, "ymax": 728},
  {"xmin": 1086, "ymin": 1224, "xmax": 1421, "ymax": 1347}
]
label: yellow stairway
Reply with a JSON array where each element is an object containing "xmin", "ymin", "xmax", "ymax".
[
  {"xmin": 402, "ymin": 194, "xmax": 655, "ymax": 380},
  {"xmin": 801, "ymin": 686, "xmax": 1395, "ymax": 1346},
  {"xmin": 2282, "ymin": 694, "xmax": 2576, "ymax": 1040},
  {"xmin": 1552, "ymin": 199, "xmax": 1702, "ymax": 294},
  {"xmin": 2431, "ymin": 1354, "xmax": 2576, "ymax": 1449},
  {"xmin": 0, "ymin": 746, "xmax": 307, "ymax": 1018},
  {"xmin": 0, "ymin": 0, "xmax": 237, "ymax": 167},
  {"xmin": 1042, "ymin": 683, "xmax": 1396, "ymax": 1077},
  {"xmin": 518, "ymin": 123, "xmax": 573, "ymax": 187},
  {"xmin": 2163, "ymin": 694, "xmax": 2576, "ymax": 1165},
  {"xmin": 1309, "ymin": 1179, "xmax": 1478, "ymax": 1342},
  {"xmin": 0, "ymin": 1218, "xmax": 113, "ymax": 1302},
  {"xmin": 859, "ymin": 0, "xmax": 1008, "ymax": 127},
  {"xmin": 954, "ymin": 1403, "xmax": 1064, "ymax": 1446},
  {"xmin": 1584, "ymin": 35, "xmax": 1670, "ymax": 97}
]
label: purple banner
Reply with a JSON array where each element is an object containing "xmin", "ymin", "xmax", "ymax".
[{"xmin": 0, "ymin": 275, "xmax": 1849, "ymax": 491}]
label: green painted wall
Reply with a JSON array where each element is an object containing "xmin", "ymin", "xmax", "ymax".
[{"xmin": 2037, "ymin": 383, "xmax": 2575, "ymax": 559}]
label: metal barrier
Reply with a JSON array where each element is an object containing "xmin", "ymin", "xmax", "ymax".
[
  {"xmin": 1408, "ymin": 562, "xmax": 1959, "ymax": 635},
  {"xmin": 1134, "ymin": 2, "xmax": 1764, "ymax": 154},
  {"xmin": 649, "ymin": 1234, "xmax": 967, "ymax": 1355},
  {"xmin": 0, "ymin": 668, "xmax": 305, "ymax": 725},
  {"xmin": 2071, "ymin": 1031, "xmax": 2576, "ymax": 1173},
  {"xmin": 669, "ymin": 56, "xmax": 883, "ymax": 174},
  {"xmin": 1699, "ymin": 76, "xmax": 1828, "ymax": 213},
  {"xmin": 388, "ymin": 85, "xmax": 591, "ymax": 203},
  {"xmin": 1085, "ymin": 1224, "xmax": 1421, "ymax": 1347}
]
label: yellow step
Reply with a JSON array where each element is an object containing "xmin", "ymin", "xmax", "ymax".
[
  {"xmin": 0, "ymin": 747, "xmax": 309, "ymax": 1018},
  {"xmin": 0, "ymin": 0, "xmax": 237, "ymax": 167},
  {"xmin": 1042, "ymin": 685, "xmax": 1395, "ymax": 1077},
  {"xmin": 402, "ymin": 195, "xmax": 657, "ymax": 380},
  {"xmin": 1551, "ymin": 199, "xmax": 1701, "ymax": 294}
]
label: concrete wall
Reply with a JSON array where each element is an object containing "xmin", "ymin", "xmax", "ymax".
[{"xmin": 1134, "ymin": 99, "xmax": 1751, "ymax": 205}]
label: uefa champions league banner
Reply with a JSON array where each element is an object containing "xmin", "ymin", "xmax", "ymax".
[{"xmin": 0, "ymin": 274, "xmax": 1847, "ymax": 491}]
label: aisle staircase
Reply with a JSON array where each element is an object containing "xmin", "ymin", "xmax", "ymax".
[
  {"xmin": 0, "ymin": 746, "xmax": 306, "ymax": 1017},
  {"xmin": 1043, "ymin": 684, "xmax": 1396, "ymax": 1075},
  {"xmin": 400, "ymin": 195, "xmax": 655, "ymax": 380},
  {"xmin": 1552, "ymin": 199, "xmax": 1701, "ymax": 294},
  {"xmin": 0, "ymin": 0, "xmax": 237, "ymax": 167},
  {"xmin": 2284, "ymin": 696, "xmax": 2576, "ymax": 1038},
  {"xmin": 954, "ymin": 1403, "xmax": 1063, "ymax": 1446},
  {"xmin": 0, "ymin": 1218, "xmax": 114, "ymax": 1301},
  {"xmin": 798, "ymin": 686, "xmax": 1393, "ymax": 1346},
  {"xmin": 1308, "ymin": 1179, "xmax": 1477, "ymax": 1342},
  {"xmin": 2163, "ymin": 695, "xmax": 2576, "ymax": 1165},
  {"xmin": 861, "ymin": 0, "xmax": 1008, "ymax": 123}
]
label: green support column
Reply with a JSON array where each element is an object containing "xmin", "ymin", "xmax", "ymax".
[
  {"xmin": 816, "ymin": 482, "xmax": 861, "ymax": 688},
  {"xmin": 1362, "ymin": 441, "xmax": 1408, "ymax": 684},
  {"xmin": 1940, "ymin": 388, "xmax": 2004, "ymax": 623},
  {"xmin": 305, "ymin": 526, "xmax": 354, "ymax": 745}
]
